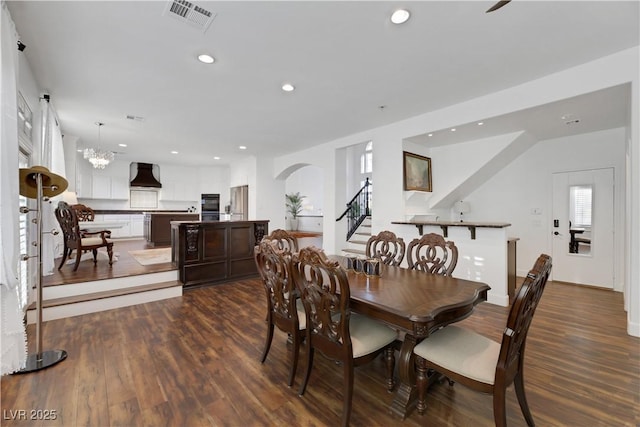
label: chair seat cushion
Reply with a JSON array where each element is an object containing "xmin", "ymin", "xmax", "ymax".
[
  {"xmin": 81, "ymin": 237, "xmax": 112, "ymax": 246},
  {"xmin": 296, "ymin": 299, "xmax": 306, "ymax": 330},
  {"xmin": 413, "ymin": 325, "xmax": 500, "ymax": 385},
  {"xmin": 349, "ymin": 313, "xmax": 397, "ymax": 358}
]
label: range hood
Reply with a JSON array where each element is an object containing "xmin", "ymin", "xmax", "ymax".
[{"xmin": 130, "ymin": 162, "xmax": 162, "ymax": 188}]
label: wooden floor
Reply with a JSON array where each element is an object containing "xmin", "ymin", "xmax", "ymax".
[
  {"xmin": 3, "ymin": 266, "xmax": 639, "ymax": 426},
  {"xmin": 43, "ymin": 239, "xmax": 174, "ymax": 287}
]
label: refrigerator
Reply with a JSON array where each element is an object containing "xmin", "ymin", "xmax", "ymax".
[{"xmin": 230, "ymin": 185, "xmax": 248, "ymax": 221}]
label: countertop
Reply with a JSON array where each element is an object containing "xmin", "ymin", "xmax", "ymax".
[
  {"xmin": 94, "ymin": 210, "xmax": 191, "ymax": 215},
  {"xmin": 143, "ymin": 212, "xmax": 199, "ymax": 215},
  {"xmin": 392, "ymin": 220, "xmax": 511, "ymax": 228}
]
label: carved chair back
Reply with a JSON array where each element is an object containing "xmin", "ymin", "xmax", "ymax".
[
  {"xmin": 365, "ymin": 230, "xmax": 406, "ymax": 266},
  {"xmin": 71, "ymin": 203, "xmax": 95, "ymax": 222},
  {"xmin": 265, "ymin": 228, "xmax": 299, "ymax": 253},
  {"xmin": 254, "ymin": 239, "xmax": 298, "ymax": 324},
  {"xmin": 291, "ymin": 246, "xmax": 351, "ymax": 360},
  {"xmin": 407, "ymin": 233, "xmax": 458, "ymax": 276},
  {"xmin": 56, "ymin": 202, "xmax": 83, "ymax": 246}
]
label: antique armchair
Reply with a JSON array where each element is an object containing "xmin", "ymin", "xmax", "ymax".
[{"xmin": 55, "ymin": 201, "xmax": 113, "ymax": 271}]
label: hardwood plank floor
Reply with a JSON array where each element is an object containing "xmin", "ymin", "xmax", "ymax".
[
  {"xmin": 3, "ymin": 276, "xmax": 638, "ymax": 426},
  {"xmin": 43, "ymin": 239, "xmax": 174, "ymax": 287}
]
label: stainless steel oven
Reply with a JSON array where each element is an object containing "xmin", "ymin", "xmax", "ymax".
[{"xmin": 200, "ymin": 193, "xmax": 220, "ymax": 221}]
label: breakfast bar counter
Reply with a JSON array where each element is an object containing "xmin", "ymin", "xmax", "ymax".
[{"xmin": 171, "ymin": 220, "xmax": 269, "ymax": 288}]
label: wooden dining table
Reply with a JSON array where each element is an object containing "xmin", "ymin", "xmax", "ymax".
[{"xmin": 331, "ymin": 256, "xmax": 491, "ymax": 418}]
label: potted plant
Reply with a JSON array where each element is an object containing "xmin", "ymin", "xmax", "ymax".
[{"xmin": 285, "ymin": 192, "xmax": 305, "ymax": 231}]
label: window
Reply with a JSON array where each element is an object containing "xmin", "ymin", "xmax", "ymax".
[
  {"xmin": 18, "ymin": 150, "xmax": 30, "ymax": 309},
  {"xmin": 360, "ymin": 141, "xmax": 373, "ymax": 174},
  {"xmin": 571, "ymin": 185, "xmax": 592, "ymax": 228},
  {"xmin": 17, "ymin": 93, "xmax": 33, "ymax": 139}
]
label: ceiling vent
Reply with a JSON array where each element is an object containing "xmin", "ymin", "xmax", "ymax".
[{"xmin": 165, "ymin": 0, "xmax": 216, "ymax": 33}]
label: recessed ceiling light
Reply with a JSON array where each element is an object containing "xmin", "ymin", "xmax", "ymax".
[
  {"xmin": 450, "ymin": 128, "xmax": 456, "ymax": 132},
  {"xmin": 118, "ymin": 143, "xmax": 127, "ymax": 147},
  {"xmin": 197, "ymin": 54, "xmax": 215, "ymax": 64},
  {"xmin": 428, "ymin": 133, "xmax": 433, "ymax": 137},
  {"xmin": 282, "ymin": 83, "xmax": 295, "ymax": 92},
  {"xmin": 477, "ymin": 122, "xmax": 484, "ymax": 126},
  {"xmin": 213, "ymin": 156, "xmax": 220, "ymax": 160},
  {"xmin": 391, "ymin": 9, "xmax": 410, "ymax": 24},
  {"xmin": 77, "ymin": 149, "xmax": 82, "ymax": 153},
  {"xmin": 171, "ymin": 151, "xmax": 178, "ymax": 154},
  {"xmin": 239, "ymin": 146, "xmax": 247, "ymax": 150}
]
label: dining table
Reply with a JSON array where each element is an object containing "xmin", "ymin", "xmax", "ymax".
[{"xmin": 331, "ymin": 256, "xmax": 491, "ymax": 419}]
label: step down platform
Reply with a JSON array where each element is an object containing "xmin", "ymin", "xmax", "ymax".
[{"xmin": 27, "ymin": 271, "xmax": 182, "ymax": 324}]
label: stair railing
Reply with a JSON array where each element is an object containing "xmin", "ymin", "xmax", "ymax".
[{"xmin": 336, "ymin": 178, "xmax": 371, "ymax": 241}]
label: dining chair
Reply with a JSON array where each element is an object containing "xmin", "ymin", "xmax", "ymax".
[
  {"xmin": 365, "ymin": 230, "xmax": 406, "ymax": 266},
  {"xmin": 413, "ymin": 253, "xmax": 552, "ymax": 427},
  {"xmin": 265, "ymin": 228, "xmax": 299, "ymax": 253},
  {"xmin": 254, "ymin": 239, "xmax": 305, "ymax": 387},
  {"xmin": 291, "ymin": 246, "xmax": 397, "ymax": 427},
  {"xmin": 406, "ymin": 232, "xmax": 458, "ymax": 276},
  {"xmin": 55, "ymin": 201, "xmax": 114, "ymax": 271}
]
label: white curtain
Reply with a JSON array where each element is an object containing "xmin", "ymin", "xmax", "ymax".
[
  {"xmin": 40, "ymin": 99, "xmax": 66, "ymax": 272},
  {"xmin": 0, "ymin": 1, "xmax": 27, "ymax": 375}
]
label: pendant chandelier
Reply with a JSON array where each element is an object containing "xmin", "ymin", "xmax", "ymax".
[{"xmin": 83, "ymin": 122, "xmax": 114, "ymax": 169}]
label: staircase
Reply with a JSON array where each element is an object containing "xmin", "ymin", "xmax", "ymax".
[
  {"xmin": 26, "ymin": 270, "xmax": 181, "ymax": 324},
  {"xmin": 341, "ymin": 216, "xmax": 371, "ymax": 257}
]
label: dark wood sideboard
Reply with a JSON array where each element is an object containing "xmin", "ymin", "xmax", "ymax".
[{"xmin": 171, "ymin": 220, "xmax": 269, "ymax": 288}]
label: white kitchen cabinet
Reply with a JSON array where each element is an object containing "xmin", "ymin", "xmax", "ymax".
[
  {"xmin": 92, "ymin": 175, "xmax": 111, "ymax": 199},
  {"xmin": 89, "ymin": 175, "xmax": 129, "ymax": 200},
  {"xmin": 110, "ymin": 177, "xmax": 129, "ymax": 200},
  {"xmin": 103, "ymin": 214, "xmax": 131, "ymax": 238},
  {"xmin": 130, "ymin": 214, "xmax": 144, "ymax": 237},
  {"xmin": 159, "ymin": 181, "xmax": 198, "ymax": 202},
  {"xmin": 76, "ymin": 172, "xmax": 92, "ymax": 198}
]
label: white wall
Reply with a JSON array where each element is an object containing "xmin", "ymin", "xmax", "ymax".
[
  {"xmin": 467, "ymin": 127, "xmax": 627, "ymax": 286},
  {"xmin": 265, "ymin": 47, "xmax": 639, "ymax": 333}
]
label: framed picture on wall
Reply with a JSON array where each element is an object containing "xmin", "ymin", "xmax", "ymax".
[{"xmin": 403, "ymin": 151, "xmax": 432, "ymax": 192}]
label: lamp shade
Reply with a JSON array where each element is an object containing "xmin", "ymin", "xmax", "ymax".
[
  {"xmin": 19, "ymin": 166, "xmax": 68, "ymax": 199},
  {"xmin": 60, "ymin": 190, "xmax": 78, "ymax": 205}
]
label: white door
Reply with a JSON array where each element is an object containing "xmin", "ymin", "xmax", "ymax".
[{"xmin": 551, "ymin": 168, "xmax": 614, "ymax": 288}]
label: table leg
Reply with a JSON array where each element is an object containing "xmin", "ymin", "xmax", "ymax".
[
  {"xmin": 389, "ymin": 334, "xmax": 442, "ymax": 419},
  {"xmin": 389, "ymin": 334, "xmax": 417, "ymax": 418}
]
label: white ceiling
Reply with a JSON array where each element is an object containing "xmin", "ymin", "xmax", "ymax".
[{"xmin": 7, "ymin": 1, "xmax": 639, "ymax": 166}]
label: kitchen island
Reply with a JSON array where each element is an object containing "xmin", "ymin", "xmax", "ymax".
[
  {"xmin": 171, "ymin": 220, "xmax": 269, "ymax": 288},
  {"xmin": 144, "ymin": 212, "xmax": 199, "ymax": 247}
]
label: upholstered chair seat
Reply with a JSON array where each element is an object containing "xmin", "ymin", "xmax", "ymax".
[
  {"xmin": 414, "ymin": 325, "xmax": 500, "ymax": 385},
  {"xmin": 347, "ymin": 313, "xmax": 398, "ymax": 358}
]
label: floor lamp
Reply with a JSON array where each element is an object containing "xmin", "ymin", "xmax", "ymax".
[{"xmin": 15, "ymin": 166, "xmax": 68, "ymax": 373}]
